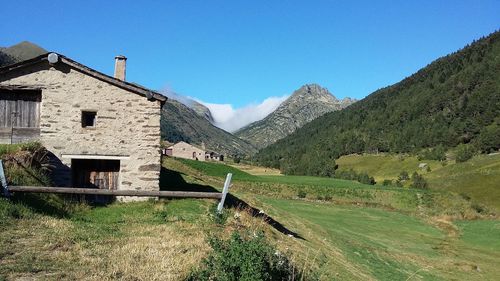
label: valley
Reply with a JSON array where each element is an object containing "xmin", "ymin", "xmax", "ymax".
[
  {"xmin": 1, "ymin": 13, "xmax": 499, "ymax": 281},
  {"xmin": 3, "ymin": 156, "xmax": 498, "ymax": 280}
]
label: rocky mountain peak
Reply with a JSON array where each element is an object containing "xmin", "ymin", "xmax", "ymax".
[{"xmin": 235, "ymin": 83, "xmax": 356, "ymax": 149}]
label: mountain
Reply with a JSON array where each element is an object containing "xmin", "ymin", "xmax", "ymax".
[
  {"xmin": 190, "ymin": 99, "xmax": 215, "ymax": 123},
  {"xmin": 235, "ymin": 84, "xmax": 355, "ymax": 149},
  {"xmin": 255, "ymin": 31, "xmax": 500, "ymax": 176},
  {"xmin": 161, "ymin": 99, "xmax": 257, "ymax": 157},
  {"xmin": 0, "ymin": 41, "xmax": 47, "ymax": 67}
]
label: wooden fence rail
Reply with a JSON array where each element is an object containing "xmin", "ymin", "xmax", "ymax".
[
  {"xmin": 0, "ymin": 160, "xmax": 232, "ymax": 211},
  {"xmin": 7, "ymin": 186, "xmax": 223, "ymax": 199}
]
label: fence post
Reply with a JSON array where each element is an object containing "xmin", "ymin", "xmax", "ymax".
[
  {"xmin": 217, "ymin": 173, "xmax": 232, "ymax": 213},
  {"xmin": 0, "ymin": 160, "xmax": 10, "ymax": 198}
]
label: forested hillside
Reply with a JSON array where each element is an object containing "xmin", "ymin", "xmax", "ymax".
[{"xmin": 255, "ymin": 31, "xmax": 500, "ymax": 175}]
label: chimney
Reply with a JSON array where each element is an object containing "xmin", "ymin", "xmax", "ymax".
[{"xmin": 114, "ymin": 55, "xmax": 127, "ymax": 81}]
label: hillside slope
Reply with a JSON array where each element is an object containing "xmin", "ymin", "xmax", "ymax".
[
  {"xmin": 236, "ymin": 84, "xmax": 355, "ymax": 149},
  {"xmin": 161, "ymin": 99, "xmax": 257, "ymax": 157},
  {"xmin": 0, "ymin": 41, "xmax": 47, "ymax": 67},
  {"xmin": 336, "ymin": 153, "xmax": 500, "ymax": 211},
  {"xmin": 256, "ymin": 31, "xmax": 500, "ymax": 175}
]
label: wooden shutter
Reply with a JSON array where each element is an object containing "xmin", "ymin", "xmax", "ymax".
[{"xmin": 0, "ymin": 89, "xmax": 41, "ymax": 144}]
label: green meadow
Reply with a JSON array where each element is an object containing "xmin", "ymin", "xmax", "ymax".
[
  {"xmin": 172, "ymin": 157, "xmax": 500, "ymax": 280},
  {"xmin": 1, "ymin": 152, "xmax": 499, "ymax": 280},
  {"xmin": 336, "ymin": 153, "xmax": 500, "ymax": 211}
]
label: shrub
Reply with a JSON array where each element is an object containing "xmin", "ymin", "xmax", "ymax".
[
  {"xmin": 233, "ymin": 156, "xmax": 241, "ymax": 164},
  {"xmin": 382, "ymin": 179, "xmax": 392, "ymax": 186},
  {"xmin": 398, "ymin": 171, "xmax": 410, "ymax": 181},
  {"xmin": 188, "ymin": 231, "xmax": 308, "ymax": 281},
  {"xmin": 417, "ymin": 145, "xmax": 446, "ymax": 161},
  {"xmin": 210, "ymin": 203, "xmax": 228, "ymax": 225},
  {"xmin": 335, "ymin": 169, "xmax": 376, "ymax": 185},
  {"xmin": 357, "ymin": 172, "xmax": 376, "ymax": 185},
  {"xmin": 297, "ymin": 190, "xmax": 307, "ymax": 199},
  {"xmin": 455, "ymin": 144, "xmax": 475, "ymax": 162},
  {"xmin": 411, "ymin": 172, "xmax": 428, "ymax": 189}
]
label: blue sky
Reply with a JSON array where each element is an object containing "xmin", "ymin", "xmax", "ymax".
[{"xmin": 2, "ymin": 1, "xmax": 499, "ymax": 110}]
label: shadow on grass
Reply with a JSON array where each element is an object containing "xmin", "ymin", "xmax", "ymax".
[
  {"xmin": 9, "ymin": 193, "xmax": 71, "ymax": 218},
  {"xmin": 160, "ymin": 167, "xmax": 305, "ymax": 240},
  {"xmin": 159, "ymin": 167, "xmax": 217, "ymax": 192}
]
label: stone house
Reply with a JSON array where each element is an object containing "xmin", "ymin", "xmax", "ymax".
[
  {"xmin": 164, "ymin": 141, "xmax": 206, "ymax": 161},
  {"xmin": 205, "ymin": 151, "xmax": 224, "ymax": 161},
  {"xmin": 0, "ymin": 53, "xmax": 166, "ymax": 200}
]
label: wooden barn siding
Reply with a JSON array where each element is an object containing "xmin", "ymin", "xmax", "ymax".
[{"xmin": 0, "ymin": 90, "xmax": 41, "ymax": 143}]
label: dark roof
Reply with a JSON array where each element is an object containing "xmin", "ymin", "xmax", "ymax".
[{"xmin": 0, "ymin": 53, "xmax": 166, "ymax": 102}]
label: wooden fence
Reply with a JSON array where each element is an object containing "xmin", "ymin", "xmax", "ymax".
[{"xmin": 0, "ymin": 160, "xmax": 232, "ymax": 212}]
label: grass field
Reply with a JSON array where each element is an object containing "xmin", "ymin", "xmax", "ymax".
[
  {"xmin": 258, "ymin": 198, "xmax": 500, "ymax": 280},
  {"xmin": 2, "ymin": 155, "xmax": 499, "ymax": 280},
  {"xmin": 170, "ymin": 157, "xmax": 500, "ymax": 280},
  {"xmin": 336, "ymin": 154, "xmax": 443, "ymax": 182},
  {"xmin": 336, "ymin": 153, "xmax": 500, "ymax": 211},
  {"xmin": 425, "ymin": 154, "xmax": 500, "ymax": 211},
  {"xmin": 0, "ymin": 196, "xmax": 215, "ymax": 280}
]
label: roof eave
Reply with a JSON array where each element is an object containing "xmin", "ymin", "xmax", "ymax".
[{"xmin": 0, "ymin": 53, "xmax": 167, "ymax": 103}]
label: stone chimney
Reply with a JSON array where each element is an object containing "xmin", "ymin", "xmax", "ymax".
[{"xmin": 114, "ymin": 55, "xmax": 127, "ymax": 81}]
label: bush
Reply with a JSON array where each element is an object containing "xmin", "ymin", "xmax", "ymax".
[
  {"xmin": 382, "ymin": 179, "xmax": 392, "ymax": 186},
  {"xmin": 188, "ymin": 231, "xmax": 308, "ymax": 281},
  {"xmin": 210, "ymin": 203, "xmax": 228, "ymax": 225},
  {"xmin": 410, "ymin": 172, "xmax": 428, "ymax": 189},
  {"xmin": 233, "ymin": 156, "xmax": 241, "ymax": 164},
  {"xmin": 455, "ymin": 144, "xmax": 475, "ymax": 162},
  {"xmin": 398, "ymin": 171, "xmax": 410, "ymax": 181},
  {"xmin": 335, "ymin": 169, "xmax": 375, "ymax": 185},
  {"xmin": 297, "ymin": 190, "xmax": 307, "ymax": 199},
  {"xmin": 417, "ymin": 145, "xmax": 446, "ymax": 161}
]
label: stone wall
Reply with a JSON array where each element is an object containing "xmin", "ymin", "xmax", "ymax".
[{"xmin": 0, "ymin": 61, "xmax": 163, "ymax": 200}]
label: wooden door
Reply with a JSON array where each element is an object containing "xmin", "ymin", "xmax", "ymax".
[
  {"xmin": 0, "ymin": 89, "xmax": 41, "ymax": 144},
  {"xmin": 72, "ymin": 159, "xmax": 120, "ymax": 203}
]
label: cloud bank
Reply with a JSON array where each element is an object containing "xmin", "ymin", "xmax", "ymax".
[
  {"xmin": 201, "ymin": 96, "xmax": 288, "ymax": 132},
  {"xmin": 160, "ymin": 86, "xmax": 287, "ymax": 132},
  {"xmin": 160, "ymin": 87, "xmax": 196, "ymax": 107}
]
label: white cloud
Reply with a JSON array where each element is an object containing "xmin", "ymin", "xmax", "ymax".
[
  {"xmin": 160, "ymin": 87, "xmax": 196, "ymax": 107},
  {"xmin": 201, "ymin": 96, "xmax": 288, "ymax": 132}
]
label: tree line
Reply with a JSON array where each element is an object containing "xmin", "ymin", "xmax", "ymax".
[{"xmin": 255, "ymin": 31, "xmax": 500, "ymax": 176}]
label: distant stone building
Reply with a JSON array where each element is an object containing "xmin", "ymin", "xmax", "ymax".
[
  {"xmin": 205, "ymin": 151, "xmax": 224, "ymax": 161},
  {"xmin": 165, "ymin": 141, "xmax": 206, "ymax": 161},
  {"xmin": 0, "ymin": 53, "xmax": 166, "ymax": 200}
]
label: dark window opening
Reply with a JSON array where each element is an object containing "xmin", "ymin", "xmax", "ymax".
[
  {"xmin": 72, "ymin": 159, "xmax": 120, "ymax": 204},
  {"xmin": 82, "ymin": 111, "xmax": 97, "ymax": 128}
]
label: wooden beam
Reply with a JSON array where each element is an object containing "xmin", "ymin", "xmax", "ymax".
[
  {"xmin": 217, "ymin": 173, "xmax": 232, "ymax": 213},
  {"xmin": 7, "ymin": 186, "xmax": 222, "ymax": 199}
]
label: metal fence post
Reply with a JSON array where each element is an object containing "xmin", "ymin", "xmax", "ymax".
[
  {"xmin": 0, "ymin": 160, "xmax": 10, "ymax": 198},
  {"xmin": 217, "ymin": 173, "xmax": 232, "ymax": 213}
]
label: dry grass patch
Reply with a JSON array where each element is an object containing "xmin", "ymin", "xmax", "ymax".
[{"xmin": 70, "ymin": 223, "xmax": 209, "ymax": 281}]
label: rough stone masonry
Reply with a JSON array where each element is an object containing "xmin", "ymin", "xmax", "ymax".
[{"xmin": 0, "ymin": 54, "xmax": 165, "ymax": 201}]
